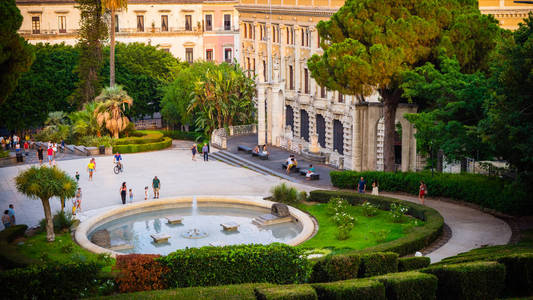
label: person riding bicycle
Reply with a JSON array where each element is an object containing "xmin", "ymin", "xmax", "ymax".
[{"xmin": 114, "ymin": 152, "xmax": 123, "ymax": 170}]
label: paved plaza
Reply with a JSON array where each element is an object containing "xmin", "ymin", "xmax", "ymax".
[{"xmin": 0, "ymin": 144, "xmax": 512, "ymax": 262}]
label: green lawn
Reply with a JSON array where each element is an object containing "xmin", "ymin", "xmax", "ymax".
[
  {"xmin": 296, "ymin": 203, "xmax": 422, "ymax": 253},
  {"xmin": 16, "ymin": 231, "xmax": 115, "ymax": 272}
]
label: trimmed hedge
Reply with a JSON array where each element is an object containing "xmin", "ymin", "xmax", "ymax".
[
  {"xmin": 497, "ymin": 253, "xmax": 533, "ymax": 296},
  {"xmin": 359, "ymin": 252, "xmax": 399, "ymax": 278},
  {"xmin": 398, "ymin": 257, "xmax": 431, "ymax": 272},
  {"xmin": 255, "ymin": 285, "xmax": 318, "ymax": 300},
  {"xmin": 329, "ymin": 170, "xmax": 531, "ymax": 215},
  {"xmin": 0, "ymin": 224, "xmax": 27, "ymax": 243},
  {"xmin": 309, "ymin": 190, "xmax": 443, "ymax": 256},
  {"xmin": 115, "ymin": 130, "xmax": 164, "ymax": 145},
  {"xmin": 422, "ymin": 261, "xmax": 506, "ymax": 300},
  {"xmin": 0, "ymin": 224, "xmax": 35, "ymax": 269},
  {"xmin": 0, "ymin": 261, "xmax": 102, "ymax": 299},
  {"xmin": 372, "ymin": 271, "xmax": 438, "ymax": 300},
  {"xmin": 158, "ymin": 243, "xmax": 311, "ymax": 288},
  {"xmin": 310, "ymin": 254, "xmax": 361, "ymax": 283},
  {"xmin": 312, "ymin": 279, "xmax": 386, "ymax": 300},
  {"xmin": 113, "ymin": 137, "xmax": 172, "ymax": 153},
  {"xmin": 160, "ymin": 130, "xmax": 203, "ymax": 141}
]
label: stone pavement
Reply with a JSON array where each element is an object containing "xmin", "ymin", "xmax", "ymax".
[
  {"xmin": 226, "ymin": 135, "xmax": 336, "ymax": 188},
  {"xmin": 1, "ymin": 147, "xmax": 82, "ymax": 167}
]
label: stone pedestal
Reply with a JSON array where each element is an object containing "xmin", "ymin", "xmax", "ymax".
[{"xmin": 309, "ymin": 134, "xmax": 320, "ymax": 154}]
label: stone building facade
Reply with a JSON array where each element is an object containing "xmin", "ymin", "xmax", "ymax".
[
  {"xmin": 236, "ymin": 1, "xmax": 417, "ymax": 171},
  {"xmin": 479, "ymin": 0, "xmax": 532, "ymax": 30},
  {"xmin": 15, "ymin": 0, "xmax": 240, "ymax": 64}
]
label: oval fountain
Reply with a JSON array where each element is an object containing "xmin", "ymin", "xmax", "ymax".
[{"xmin": 75, "ymin": 196, "xmax": 315, "ymax": 257}]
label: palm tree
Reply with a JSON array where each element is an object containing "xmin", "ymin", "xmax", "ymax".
[
  {"xmin": 15, "ymin": 166, "xmax": 77, "ymax": 242},
  {"xmin": 94, "ymin": 85, "xmax": 133, "ymax": 138},
  {"xmin": 69, "ymin": 101, "xmax": 101, "ymax": 138},
  {"xmin": 101, "ymin": 0, "xmax": 128, "ymax": 87}
]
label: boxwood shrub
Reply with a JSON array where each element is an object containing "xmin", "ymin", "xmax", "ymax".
[
  {"xmin": 497, "ymin": 253, "xmax": 533, "ymax": 297},
  {"xmin": 329, "ymin": 170, "xmax": 531, "ymax": 215},
  {"xmin": 372, "ymin": 271, "xmax": 438, "ymax": 300},
  {"xmin": 309, "ymin": 190, "xmax": 443, "ymax": 257},
  {"xmin": 0, "ymin": 224, "xmax": 36, "ymax": 269},
  {"xmin": 359, "ymin": 252, "xmax": 399, "ymax": 278},
  {"xmin": 158, "ymin": 243, "xmax": 311, "ymax": 288},
  {"xmin": 113, "ymin": 254, "xmax": 169, "ymax": 293},
  {"xmin": 255, "ymin": 284, "xmax": 318, "ymax": 300},
  {"xmin": 160, "ymin": 130, "xmax": 203, "ymax": 141},
  {"xmin": 310, "ymin": 254, "xmax": 361, "ymax": 283},
  {"xmin": 312, "ymin": 278, "xmax": 386, "ymax": 300},
  {"xmin": 398, "ymin": 257, "xmax": 431, "ymax": 272},
  {"xmin": 421, "ymin": 261, "xmax": 506, "ymax": 300},
  {"xmin": 113, "ymin": 137, "xmax": 172, "ymax": 153},
  {"xmin": 0, "ymin": 261, "xmax": 102, "ymax": 299},
  {"xmin": 115, "ymin": 130, "xmax": 164, "ymax": 145}
]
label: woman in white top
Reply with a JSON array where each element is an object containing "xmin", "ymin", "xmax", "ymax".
[{"xmin": 372, "ymin": 180, "xmax": 379, "ymax": 196}]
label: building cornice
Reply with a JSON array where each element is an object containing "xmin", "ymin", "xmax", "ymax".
[
  {"xmin": 481, "ymin": 7, "xmax": 533, "ymax": 17},
  {"xmin": 235, "ymin": 5, "xmax": 337, "ymax": 17}
]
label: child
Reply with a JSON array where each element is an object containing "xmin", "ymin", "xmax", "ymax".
[
  {"xmin": 129, "ymin": 189, "xmax": 133, "ymax": 203},
  {"xmin": 305, "ymin": 164, "xmax": 315, "ymax": 180},
  {"xmin": 75, "ymin": 171, "xmax": 80, "ymax": 182},
  {"xmin": 144, "ymin": 186, "xmax": 149, "ymax": 201},
  {"xmin": 75, "ymin": 188, "xmax": 82, "ymax": 212}
]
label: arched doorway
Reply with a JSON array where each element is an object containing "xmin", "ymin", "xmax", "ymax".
[
  {"xmin": 300, "ymin": 109, "xmax": 309, "ymax": 142},
  {"xmin": 316, "ymin": 114, "xmax": 326, "ymax": 148},
  {"xmin": 333, "ymin": 119, "xmax": 344, "ymax": 155},
  {"xmin": 394, "ymin": 123, "xmax": 402, "ymax": 169},
  {"xmin": 285, "ymin": 105, "xmax": 294, "ymax": 134}
]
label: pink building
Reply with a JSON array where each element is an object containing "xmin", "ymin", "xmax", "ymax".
[{"xmin": 202, "ymin": 0, "xmax": 239, "ymax": 63}]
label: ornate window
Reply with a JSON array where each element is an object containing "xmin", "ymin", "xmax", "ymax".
[
  {"xmin": 300, "ymin": 110, "xmax": 309, "ymax": 142},
  {"xmin": 224, "ymin": 14, "xmax": 231, "ymax": 31},
  {"xmin": 161, "ymin": 15, "xmax": 168, "ymax": 32},
  {"xmin": 316, "ymin": 114, "xmax": 326, "ymax": 148},
  {"xmin": 185, "ymin": 15, "xmax": 192, "ymax": 31},
  {"xmin": 333, "ymin": 120, "xmax": 344, "ymax": 155},
  {"xmin": 58, "ymin": 16, "xmax": 66, "ymax": 33},
  {"xmin": 205, "ymin": 14, "xmax": 212, "ymax": 31},
  {"xmin": 206, "ymin": 49, "xmax": 213, "ymax": 61},
  {"xmin": 137, "ymin": 15, "xmax": 144, "ymax": 32},
  {"xmin": 186, "ymin": 48, "xmax": 193, "ymax": 63},
  {"xmin": 32, "ymin": 16, "xmax": 40, "ymax": 34}
]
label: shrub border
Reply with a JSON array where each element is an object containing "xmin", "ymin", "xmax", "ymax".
[
  {"xmin": 112, "ymin": 137, "xmax": 172, "ymax": 153},
  {"xmin": 308, "ymin": 190, "xmax": 444, "ymax": 257}
]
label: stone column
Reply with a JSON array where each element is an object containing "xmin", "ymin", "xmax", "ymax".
[
  {"xmin": 352, "ymin": 105, "xmax": 362, "ymax": 171},
  {"xmin": 257, "ymin": 84, "xmax": 266, "ymax": 145},
  {"xmin": 410, "ymin": 125, "xmax": 417, "ymax": 171},
  {"xmin": 366, "ymin": 104, "xmax": 380, "ymax": 171},
  {"xmin": 266, "ymin": 87, "xmax": 273, "ymax": 144},
  {"xmin": 294, "ymin": 26, "xmax": 301, "ymax": 94},
  {"xmin": 401, "ymin": 120, "xmax": 411, "ymax": 172},
  {"xmin": 271, "ymin": 87, "xmax": 283, "ymax": 146}
]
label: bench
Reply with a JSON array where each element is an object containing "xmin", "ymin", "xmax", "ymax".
[
  {"xmin": 281, "ymin": 162, "xmax": 300, "ymax": 173},
  {"xmin": 252, "ymin": 151, "xmax": 269, "ymax": 160},
  {"xmin": 220, "ymin": 221, "xmax": 239, "ymax": 231},
  {"xmin": 237, "ymin": 145, "xmax": 253, "ymax": 153},
  {"xmin": 299, "ymin": 169, "xmax": 320, "ymax": 180},
  {"xmin": 150, "ymin": 234, "xmax": 170, "ymax": 243},
  {"xmin": 166, "ymin": 216, "xmax": 183, "ymax": 224}
]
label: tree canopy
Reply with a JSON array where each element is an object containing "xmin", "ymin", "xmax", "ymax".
[
  {"xmin": 308, "ymin": 0, "xmax": 500, "ymax": 171},
  {"xmin": 0, "ymin": 0, "xmax": 34, "ymax": 103}
]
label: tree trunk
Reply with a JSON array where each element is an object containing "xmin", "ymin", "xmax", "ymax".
[
  {"xmin": 380, "ymin": 88, "xmax": 401, "ymax": 172},
  {"xmin": 60, "ymin": 196, "xmax": 65, "ymax": 212},
  {"xmin": 41, "ymin": 198, "xmax": 55, "ymax": 242},
  {"xmin": 110, "ymin": 9, "xmax": 116, "ymax": 87}
]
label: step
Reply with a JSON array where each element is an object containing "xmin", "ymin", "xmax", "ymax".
[
  {"xmin": 211, "ymin": 151, "xmax": 269, "ymax": 175},
  {"xmin": 218, "ymin": 151, "xmax": 297, "ymax": 182},
  {"xmin": 210, "ymin": 152, "xmax": 248, "ymax": 169}
]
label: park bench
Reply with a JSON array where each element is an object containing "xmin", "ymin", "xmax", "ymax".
[
  {"xmin": 252, "ymin": 151, "xmax": 269, "ymax": 160},
  {"xmin": 281, "ymin": 162, "xmax": 300, "ymax": 173},
  {"xmin": 299, "ymin": 169, "xmax": 320, "ymax": 180},
  {"xmin": 237, "ymin": 145, "xmax": 253, "ymax": 153}
]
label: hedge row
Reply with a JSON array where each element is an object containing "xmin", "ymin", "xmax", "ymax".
[
  {"xmin": 329, "ymin": 171, "xmax": 531, "ymax": 215},
  {"xmin": 160, "ymin": 130, "xmax": 203, "ymax": 141},
  {"xmin": 422, "ymin": 261, "xmax": 505, "ymax": 300},
  {"xmin": 309, "ymin": 190, "xmax": 444, "ymax": 256},
  {"xmin": 0, "ymin": 261, "xmax": 103, "ymax": 299},
  {"xmin": 113, "ymin": 254, "xmax": 169, "ymax": 293},
  {"xmin": 155, "ymin": 243, "xmax": 311, "ymax": 288},
  {"xmin": 398, "ymin": 257, "xmax": 431, "ymax": 272},
  {"xmin": 255, "ymin": 285, "xmax": 318, "ymax": 300},
  {"xmin": 0, "ymin": 225, "xmax": 35, "ymax": 269},
  {"xmin": 113, "ymin": 137, "xmax": 172, "ymax": 153},
  {"xmin": 115, "ymin": 130, "xmax": 164, "ymax": 145}
]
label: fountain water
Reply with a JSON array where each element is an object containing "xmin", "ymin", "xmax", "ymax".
[{"xmin": 182, "ymin": 196, "xmax": 208, "ymax": 239}]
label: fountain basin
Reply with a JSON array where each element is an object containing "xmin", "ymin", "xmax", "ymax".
[
  {"xmin": 301, "ymin": 149, "xmax": 327, "ymax": 163},
  {"xmin": 75, "ymin": 196, "xmax": 315, "ymax": 257}
]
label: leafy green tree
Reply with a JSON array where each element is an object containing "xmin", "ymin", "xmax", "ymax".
[
  {"xmin": 69, "ymin": 101, "xmax": 101, "ymax": 139},
  {"xmin": 0, "ymin": 0, "xmax": 34, "ymax": 103},
  {"xmin": 188, "ymin": 62, "xmax": 256, "ymax": 136},
  {"xmin": 401, "ymin": 57, "xmax": 493, "ymax": 165},
  {"xmin": 101, "ymin": 42, "xmax": 181, "ymax": 118},
  {"xmin": 15, "ymin": 166, "xmax": 77, "ymax": 242},
  {"xmin": 308, "ymin": 0, "xmax": 500, "ymax": 171},
  {"xmin": 71, "ymin": 0, "xmax": 108, "ymax": 105},
  {"xmin": 481, "ymin": 14, "xmax": 533, "ymax": 176},
  {"xmin": 101, "ymin": 0, "xmax": 128, "ymax": 87},
  {"xmin": 0, "ymin": 43, "xmax": 78, "ymax": 131}
]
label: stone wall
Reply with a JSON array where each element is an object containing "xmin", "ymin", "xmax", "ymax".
[{"xmin": 210, "ymin": 124, "xmax": 257, "ymax": 149}]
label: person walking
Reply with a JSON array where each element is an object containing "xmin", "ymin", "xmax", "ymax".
[
  {"xmin": 120, "ymin": 182, "xmax": 127, "ymax": 205},
  {"xmin": 152, "ymin": 176, "xmax": 160, "ymax": 199},
  {"xmin": 47, "ymin": 146, "xmax": 54, "ymax": 166},
  {"xmin": 129, "ymin": 189, "xmax": 134, "ymax": 203},
  {"xmin": 23, "ymin": 140, "xmax": 29, "ymax": 156},
  {"xmin": 37, "ymin": 146, "xmax": 44, "ymax": 165},
  {"xmin": 357, "ymin": 176, "xmax": 367, "ymax": 193},
  {"xmin": 2, "ymin": 210, "xmax": 11, "ymax": 229},
  {"xmin": 144, "ymin": 186, "xmax": 149, "ymax": 201},
  {"xmin": 75, "ymin": 188, "xmax": 82, "ymax": 212},
  {"xmin": 75, "ymin": 171, "xmax": 80, "ymax": 183},
  {"xmin": 419, "ymin": 181, "xmax": 427, "ymax": 205},
  {"xmin": 372, "ymin": 180, "xmax": 379, "ymax": 196},
  {"xmin": 8, "ymin": 204, "xmax": 15, "ymax": 225},
  {"xmin": 202, "ymin": 143, "xmax": 209, "ymax": 161},
  {"xmin": 191, "ymin": 144, "xmax": 197, "ymax": 161},
  {"xmin": 87, "ymin": 159, "xmax": 95, "ymax": 181}
]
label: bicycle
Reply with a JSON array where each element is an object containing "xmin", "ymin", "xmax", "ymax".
[{"xmin": 113, "ymin": 162, "xmax": 123, "ymax": 174}]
